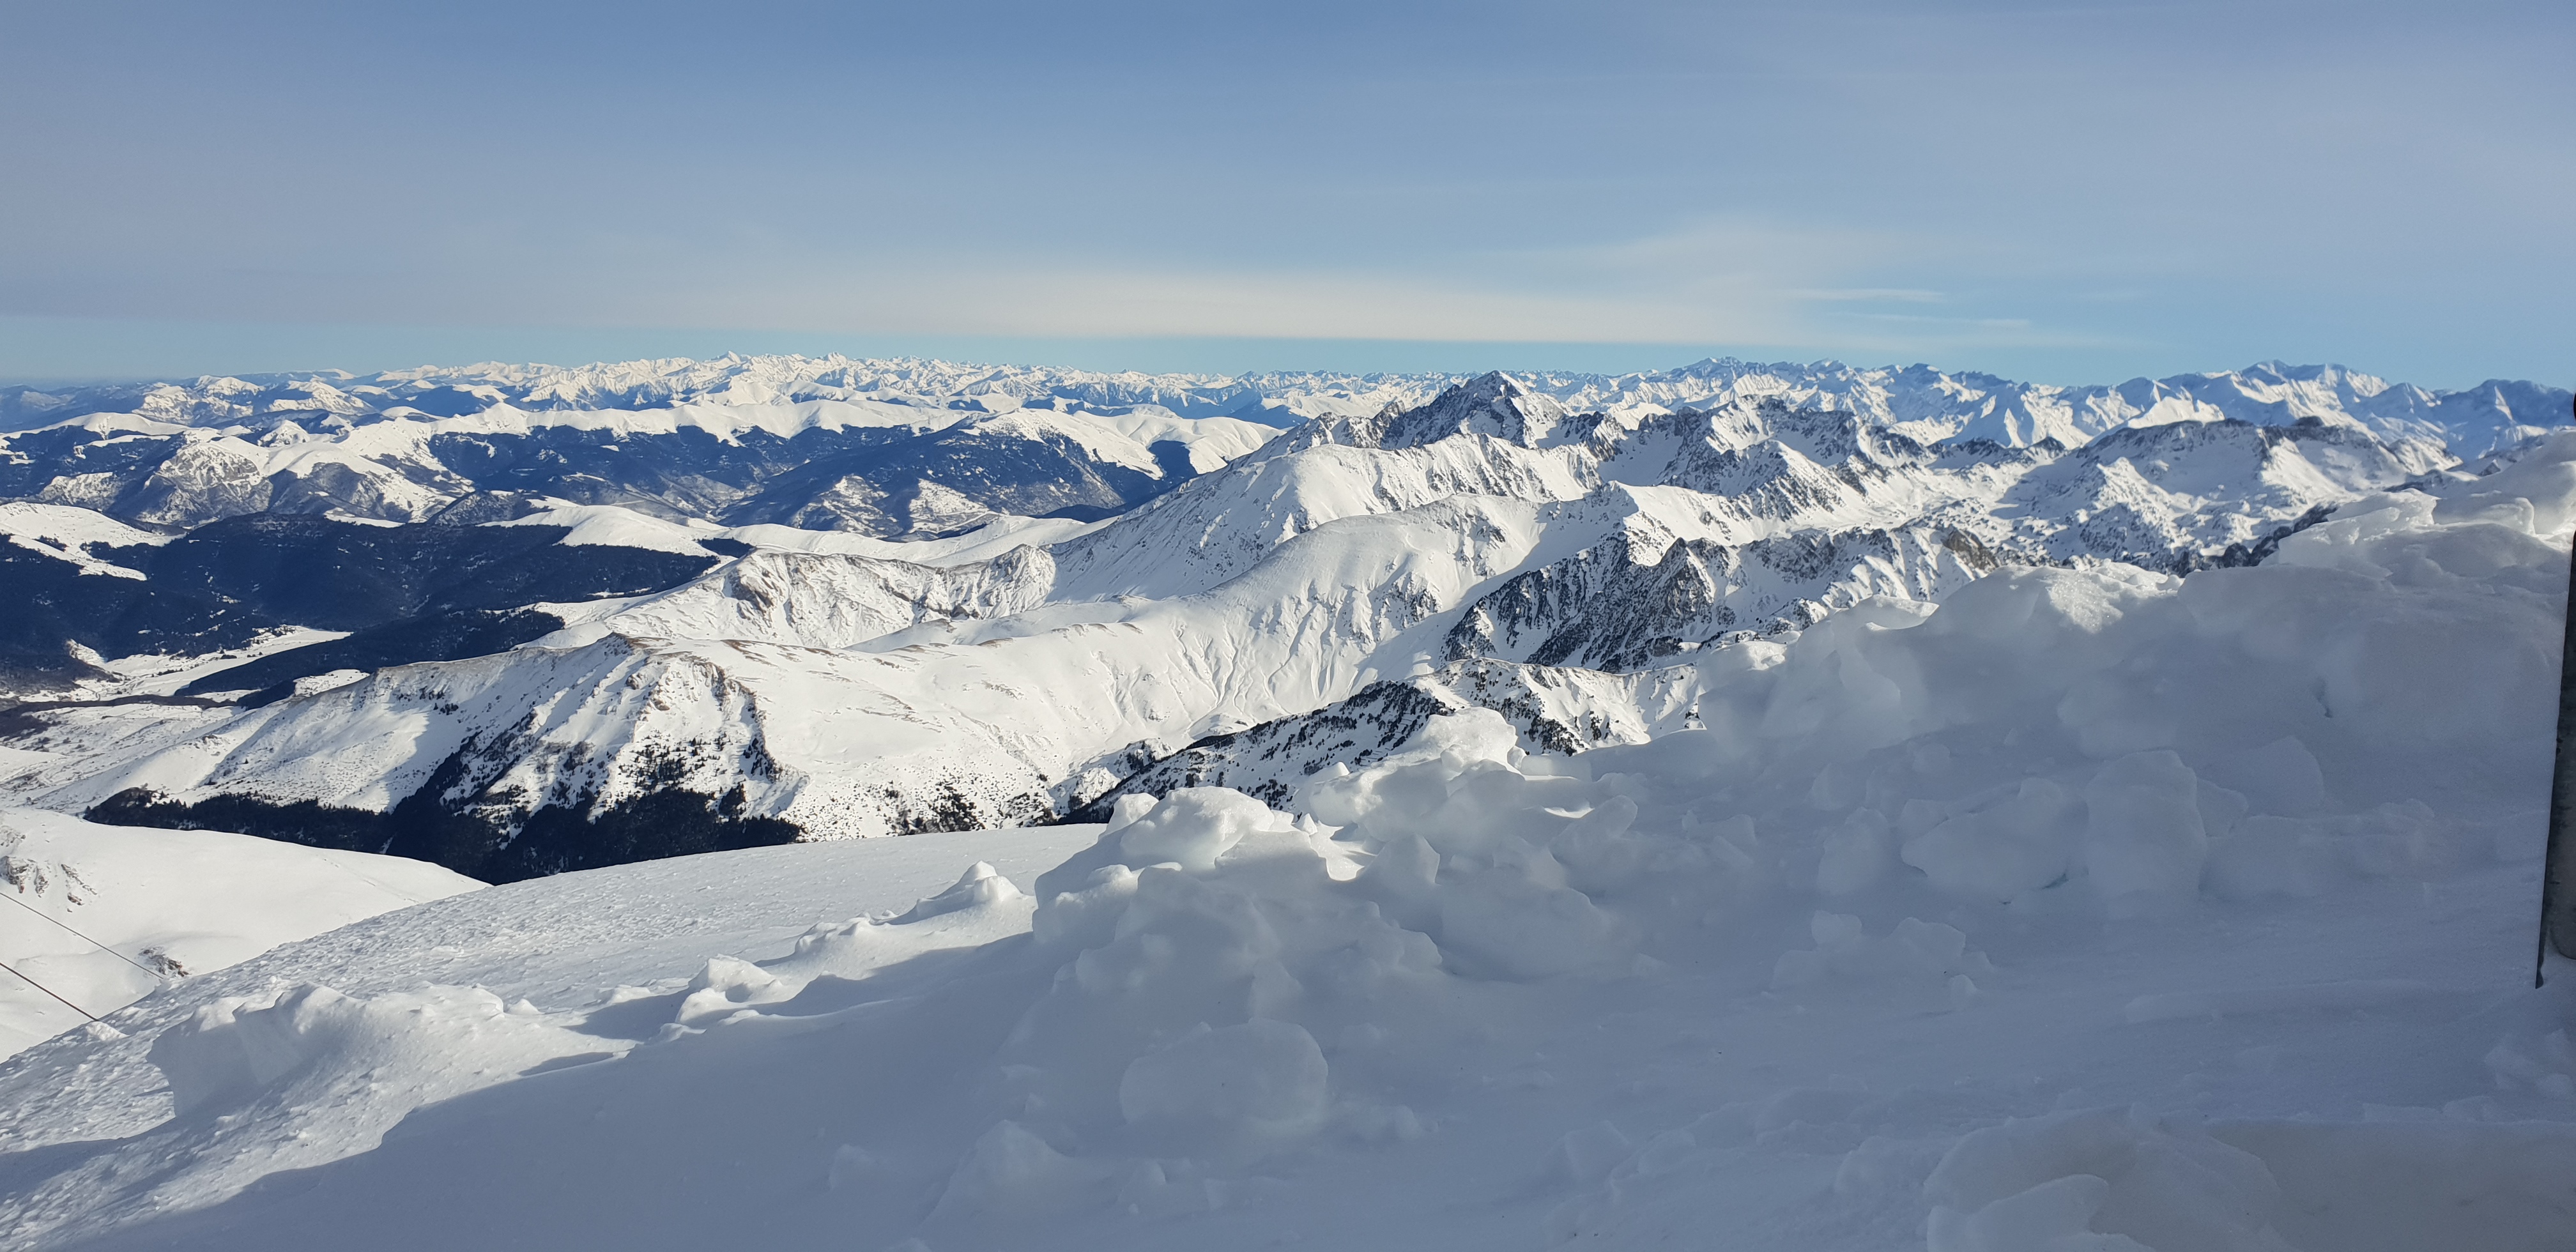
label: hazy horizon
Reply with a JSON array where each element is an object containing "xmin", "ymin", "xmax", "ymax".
[{"xmin": 0, "ymin": 336, "xmax": 2559, "ymax": 397}]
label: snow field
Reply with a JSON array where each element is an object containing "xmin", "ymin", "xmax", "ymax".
[
  {"xmin": 0, "ymin": 809, "xmax": 480, "ymax": 1058},
  {"xmin": 5, "ymin": 452, "xmax": 2576, "ymax": 1248},
  {"xmin": 0, "ymin": 502, "xmax": 166, "ymax": 578}
]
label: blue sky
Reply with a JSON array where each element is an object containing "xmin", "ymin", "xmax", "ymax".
[{"xmin": 2, "ymin": 1, "xmax": 2567, "ymax": 388}]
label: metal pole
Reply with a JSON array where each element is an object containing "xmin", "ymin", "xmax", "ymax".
[{"xmin": 2545, "ymin": 419, "xmax": 2576, "ymax": 985}]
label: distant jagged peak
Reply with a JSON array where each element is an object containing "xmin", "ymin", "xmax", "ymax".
[
  {"xmin": 1374, "ymin": 372, "xmax": 1577, "ymax": 450},
  {"xmin": 1678, "ymin": 393, "xmax": 1935, "ymax": 470}
]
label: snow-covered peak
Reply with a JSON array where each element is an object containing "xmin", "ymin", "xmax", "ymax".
[{"xmin": 1375, "ymin": 372, "xmax": 1575, "ymax": 450}]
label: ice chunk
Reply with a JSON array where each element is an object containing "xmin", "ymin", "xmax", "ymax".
[
  {"xmin": 1435, "ymin": 857, "xmax": 1624, "ymax": 980},
  {"xmin": 1032, "ymin": 863, "xmax": 1142, "ymax": 949},
  {"xmin": 1117, "ymin": 788, "xmax": 1275, "ymax": 871},
  {"xmin": 1926, "ymin": 1108, "xmax": 2292, "ymax": 1252},
  {"xmin": 1117, "ymin": 1018, "xmax": 1330, "ymax": 1135},
  {"xmin": 1772, "ymin": 912, "xmax": 1991, "ymax": 998},
  {"xmin": 2482, "ymin": 1029, "xmax": 2576, "ymax": 1099},
  {"xmin": 673, "ymin": 955, "xmax": 795, "ymax": 1025},
  {"xmin": 2205, "ymin": 816, "xmax": 2332, "ymax": 900},
  {"xmin": 1901, "ymin": 779, "xmax": 2080, "ymax": 903},
  {"xmin": 893, "ymin": 861, "xmax": 1026, "ymax": 923},
  {"xmin": 2083, "ymin": 751, "xmax": 2209, "ymax": 915},
  {"xmin": 1816, "ymin": 807, "xmax": 1894, "ymax": 896},
  {"xmin": 931, "ymin": 1120, "xmax": 1106, "ymax": 1217},
  {"xmin": 2214, "ymin": 736, "xmax": 2326, "ymax": 816}
]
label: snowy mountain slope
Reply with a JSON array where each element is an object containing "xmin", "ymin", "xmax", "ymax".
[
  {"xmin": 1046, "ymin": 397, "xmax": 1596, "ymax": 602},
  {"xmin": 0, "ymin": 503, "xmax": 165, "ymax": 577},
  {"xmin": 0, "ymin": 459, "xmax": 2570, "ymax": 1250},
  {"xmin": 0, "ymin": 496, "xmax": 1085, "ymax": 702},
  {"xmin": 31, "ymin": 494, "xmax": 1556, "ymax": 851},
  {"xmin": 553, "ymin": 545, "xmax": 1061, "ymax": 652},
  {"xmin": 1440, "ymin": 519, "xmax": 1978, "ymax": 670},
  {"xmin": 60, "ymin": 635, "xmax": 809, "ymax": 882},
  {"xmin": 1057, "ymin": 378, "xmax": 2450, "ymax": 681},
  {"xmin": 1038, "ymin": 423, "xmax": 2576, "ymax": 821},
  {"xmin": 1494, "ymin": 358, "xmax": 2569, "ymax": 454},
  {"xmin": 0, "ymin": 807, "xmax": 479, "ymax": 1059},
  {"xmin": 2000, "ymin": 415, "xmax": 2454, "ymax": 563},
  {"xmin": 1061, "ymin": 376, "xmax": 2465, "ymax": 618}
]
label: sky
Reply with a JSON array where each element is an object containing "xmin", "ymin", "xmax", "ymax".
[{"xmin": 1, "ymin": 0, "xmax": 2568, "ymax": 389}]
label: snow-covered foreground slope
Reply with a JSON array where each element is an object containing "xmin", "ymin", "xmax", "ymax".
[
  {"xmin": 0, "ymin": 809, "xmax": 480, "ymax": 1059},
  {"xmin": 3, "ymin": 463, "xmax": 2572, "ymax": 1251}
]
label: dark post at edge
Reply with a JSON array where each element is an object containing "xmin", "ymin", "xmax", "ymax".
[{"xmin": 2545, "ymin": 430, "xmax": 2576, "ymax": 985}]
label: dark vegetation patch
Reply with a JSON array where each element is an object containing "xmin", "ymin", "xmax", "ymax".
[
  {"xmin": 178, "ymin": 608, "xmax": 569, "ymax": 705},
  {"xmin": 132, "ymin": 514, "xmax": 716, "ymax": 629},
  {"xmin": 479, "ymin": 785, "xmax": 799, "ymax": 881},
  {"xmin": 1, "ymin": 544, "xmax": 251, "ymax": 692},
  {"xmin": 86, "ymin": 780, "xmax": 799, "ymax": 884},
  {"xmin": 86, "ymin": 790, "xmax": 397, "ymax": 858},
  {"xmin": 0, "ymin": 694, "xmax": 228, "ymax": 740},
  {"xmin": 2, "ymin": 517, "xmax": 715, "ymax": 697}
]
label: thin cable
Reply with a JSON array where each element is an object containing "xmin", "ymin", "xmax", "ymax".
[
  {"xmin": 0, "ymin": 889, "xmax": 170, "ymax": 981},
  {"xmin": 0, "ymin": 958, "xmax": 101, "ymax": 1023}
]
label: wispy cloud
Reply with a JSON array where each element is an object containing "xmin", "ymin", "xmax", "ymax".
[{"xmin": 679, "ymin": 217, "xmax": 2090, "ymax": 359}]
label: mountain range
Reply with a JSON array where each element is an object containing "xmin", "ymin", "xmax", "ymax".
[{"xmin": 2, "ymin": 355, "xmax": 2565, "ymax": 882}]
